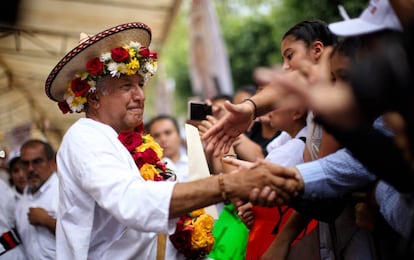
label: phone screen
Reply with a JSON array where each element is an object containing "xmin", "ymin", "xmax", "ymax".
[{"xmin": 188, "ymin": 102, "xmax": 212, "ymax": 121}]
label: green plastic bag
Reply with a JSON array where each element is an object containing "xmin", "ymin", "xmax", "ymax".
[{"xmin": 207, "ymin": 204, "xmax": 249, "ymax": 260}]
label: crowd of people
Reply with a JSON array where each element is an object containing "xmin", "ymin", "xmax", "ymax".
[{"xmin": 0, "ymin": 0, "xmax": 413, "ymax": 259}]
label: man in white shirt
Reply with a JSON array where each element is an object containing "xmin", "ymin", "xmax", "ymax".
[
  {"xmin": 44, "ymin": 22, "xmax": 301, "ymax": 259},
  {"xmin": 14, "ymin": 139, "xmax": 59, "ymax": 260}
]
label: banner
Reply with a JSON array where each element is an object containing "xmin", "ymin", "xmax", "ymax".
[{"xmin": 189, "ymin": 0, "xmax": 233, "ymax": 99}]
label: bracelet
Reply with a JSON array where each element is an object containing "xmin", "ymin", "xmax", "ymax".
[
  {"xmin": 217, "ymin": 174, "xmax": 230, "ymax": 203},
  {"xmin": 243, "ymin": 98, "xmax": 258, "ymax": 120}
]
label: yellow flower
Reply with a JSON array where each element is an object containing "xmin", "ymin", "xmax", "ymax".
[
  {"xmin": 126, "ymin": 58, "xmax": 140, "ymax": 75},
  {"xmin": 190, "ymin": 214, "xmax": 214, "ymax": 249},
  {"xmin": 189, "ymin": 209, "xmax": 205, "ymax": 218},
  {"xmin": 127, "ymin": 47, "xmax": 136, "ymax": 57},
  {"xmin": 140, "ymin": 163, "xmax": 158, "ymax": 180},
  {"xmin": 194, "ymin": 214, "xmax": 214, "ymax": 231},
  {"xmin": 73, "ymin": 96, "xmax": 87, "ymax": 107},
  {"xmin": 137, "ymin": 134, "xmax": 163, "ymax": 158}
]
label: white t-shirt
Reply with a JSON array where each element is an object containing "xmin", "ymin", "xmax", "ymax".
[
  {"xmin": 56, "ymin": 118, "xmax": 177, "ymax": 260},
  {"xmin": 15, "ymin": 173, "xmax": 59, "ymax": 260},
  {"xmin": 265, "ymin": 127, "xmax": 308, "ymax": 167},
  {"xmin": 162, "ymin": 149, "xmax": 189, "ymax": 183}
]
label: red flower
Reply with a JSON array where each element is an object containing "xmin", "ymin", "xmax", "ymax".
[
  {"xmin": 58, "ymin": 100, "xmax": 72, "ymax": 114},
  {"xmin": 70, "ymin": 78, "xmax": 91, "ymax": 97},
  {"xmin": 138, "ymin": 47, "xmax": 150, "ymax": 58},
  {"xmin": 111, "ymin": 47, "xmax": 130, "ymax": 62},
  {"xmin": 149, "ymin": 52, "xmax": 157, "ymax": 59},
  {"xmin": 170, "ymin": 216, "xmax": 194, "ymax": 253},
  {"xmin": 141, "ymin": 149, "xmax": 160, "ymax": 164},
  {"xmin": 135, "ymin": 123, "xmax": 145, "ymax": 135},
  {"xmin": 118, "ymin": 131, "xmax": 142, "ymax": 152},
  {"xmin": 86, "ymin": 57, "xmax": 104, "ymax": 76},
  {"xmin": 133, "ymin": 148, "xmax": 159, "ymax": 169},
  {"xmin": 156, "ymin": 161, "xmax": 167, "ymax": 172},
  {"xmin": 153, "ymin": 175, "xmax": 164, "ymax": 181}
]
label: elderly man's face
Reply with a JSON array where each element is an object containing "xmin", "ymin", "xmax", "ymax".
[{"xmin": 94, "ymin": 74, "xmax": 145, "ymax": 132}]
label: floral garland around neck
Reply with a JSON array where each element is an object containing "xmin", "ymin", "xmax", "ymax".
[
  {"xmin": 58, "ymin": 41, "xmax": 157, "ymax": 114},
  {"xmin": 117, "ymin": 124, "xmax": 215, "ymax": 259},
  {"xmin": 118, "ymin": 124, "xmax": 173, "ymax": 181}
]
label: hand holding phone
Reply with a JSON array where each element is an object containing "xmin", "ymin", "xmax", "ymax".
[{"xmin": 188, "ymin": 101, "xmax": 212, "ymax": 121}]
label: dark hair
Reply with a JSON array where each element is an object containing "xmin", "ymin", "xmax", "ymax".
[
  {"xmin": 283, "ymin": 19, "xmax": 336, "ymax": 47},
  {"xmin": 236, "ymin": 85, "xmax": 257, "ymax": 96},
  {"xmin": 211, "ymin": 94, "xmax": 233, "ymax": 103},
  {"xmin": 146, "ymin": 114, "xmax": 180, "ymax": 134},
  {"xmin": 332, "ymin": 36, "xmax": 361, "ymax": 60},
  {"xmin": 21, "ymin": 139, "xmax": 55, "ymax": 161},
  {"xmin": 8, "ymin": 156, "xmax": 21, "ymax": 171}
]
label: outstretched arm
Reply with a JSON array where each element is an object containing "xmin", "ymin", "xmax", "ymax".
[{"xmin": 169, "ymin": 159, "xmax": 302, "ymax": 218}]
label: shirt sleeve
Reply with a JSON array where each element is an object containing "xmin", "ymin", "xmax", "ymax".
[
  {"xmin": 297, "ymin": 148, "xmax": 376, "ymax": 199},
  {"xmin": 375, "ymin": 181, "xmax": 414, "ymax": 238}
]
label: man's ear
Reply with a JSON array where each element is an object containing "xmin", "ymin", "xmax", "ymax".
[
  {"xmin": 87, "ymin": 92, "xmax": 100, "ymax": 108},
  {"xmin": 293, "ymin": 107, "xmax": 307, "ymax": 121},
  {"xmin": 312, "ymin": 41, "xmax": 324, "ymax": 61}
]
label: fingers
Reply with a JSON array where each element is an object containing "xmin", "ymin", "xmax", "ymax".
[
  {"xmin": 202, "ymin": 121, "xmax": 220, "ymax": 141},
  {"xmin": 248, "ymin": 187, "xmax": 290, "ymax": 207},
  {"xmin": 221, "ymin": 157, "xmax": 254, "ymax": 169},
  {"xmin": 237, "ymin": 203, "xmax": 255, "ymax": 228},
  {"xmin": 237, "ymin": 201, "xmax": 253, "ymax": 215},
  {"xmin": 211, "ymin": 133, "xmax": 230, "ymax": 157},
  {"xmin": 232, "ymin": 198, "xmax": 245, "ymax": 210},
  {"xmin": 244, "ymin": 162, "xmax": 302, "ymax": 206},
  {"xmin": 222, "ymin": 137, "xmax": 235, "ymax": 155}
]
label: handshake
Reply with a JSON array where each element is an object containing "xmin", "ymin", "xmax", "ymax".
[{"xmin": 220, "ymin": 157, "xmax": 304, "ymax": 207}]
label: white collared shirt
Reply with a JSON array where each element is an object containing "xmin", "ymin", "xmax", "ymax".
[
  {"xmin": 56, "ymin": 118, "xmax": 177, "ymax": 260},
  {"xmin": 15, "ymin": 173, "xmax": 59, "ymax": 260}
]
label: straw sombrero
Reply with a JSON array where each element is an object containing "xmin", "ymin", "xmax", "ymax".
[{"xmin": 45, "ymin": 22, "xmax": 152, "ymax": 103}]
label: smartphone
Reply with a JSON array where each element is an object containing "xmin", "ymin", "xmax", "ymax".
[{"xmin": 188, "ymin": 101, "xmax": 212, "ymax": 121}]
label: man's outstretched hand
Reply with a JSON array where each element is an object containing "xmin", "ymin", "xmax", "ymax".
[
  {"xmin": 202, "ymin": 100, "xmax": 255, "ymax": 156},
  {"xmin": 223, "ymin": 157, "xmax": 304, "ymax": 206}
]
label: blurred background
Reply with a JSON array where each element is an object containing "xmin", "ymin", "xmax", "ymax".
[{"xmin": 0, "ymin": 0, "xmax": 365, "ymax": 153}]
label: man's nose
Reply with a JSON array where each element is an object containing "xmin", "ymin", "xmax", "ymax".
[{"xmin": 131, "ymin": 85, "xmax": 145, "ymax": 99}]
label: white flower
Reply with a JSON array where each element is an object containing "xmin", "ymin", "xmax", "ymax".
[
  {"xmin": 128, "ymin": 41, "xmax": 141, "ymax": 49},
  {"xmin": 65, "ymin": 94, "xmax": 74, "ymax": 104},
  {"xmin": 145, "ymin": 61, "xmax": 157, "ymax": 75},
  {"xmin": 71, "ymin": 103, "xmax": 84, "ymax": 113},
  {"xmin": 107, "ymin": 62, "xmax": 126, "ymax": 77},
  {"xmin": 100, "ymin": 52, "xmax": 112, "ymax": 62},
  {"xmin": 88, "ymin": 80, "xmax": 96, "ymax": 93}
]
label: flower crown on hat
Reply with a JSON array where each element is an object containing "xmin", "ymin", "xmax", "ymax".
[{"xmin": 58, "ymin": 41, "xmax": 157, "ymax": 114}]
